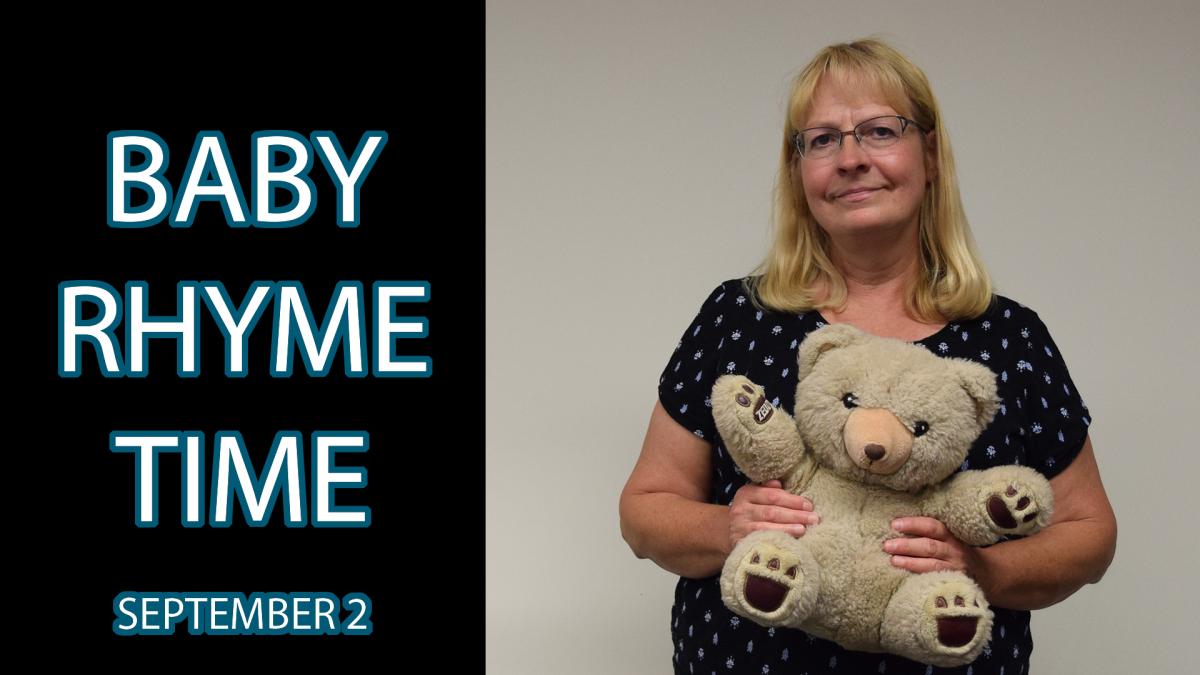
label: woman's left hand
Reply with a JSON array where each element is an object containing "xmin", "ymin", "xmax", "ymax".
[{"xmin": 884, "ymin": 517, "xmax": 984, "ymax": 577}]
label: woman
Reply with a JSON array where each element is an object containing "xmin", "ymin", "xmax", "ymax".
[{"xmin": 619, "ymin": 39, "xmax": 1116, "ymax": 674}]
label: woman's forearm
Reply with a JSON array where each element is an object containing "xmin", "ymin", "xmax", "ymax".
[
  {"xmin": 620, "ymin": 492, "xmax": 730, "ymax": 579},
  {"xmin": 974, "ymin": 516, "xmax": 1117, "ymax": 610}
]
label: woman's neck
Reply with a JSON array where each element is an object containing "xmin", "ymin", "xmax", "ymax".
[{"xmin": 823, "ymin": 228, "xmax": 922, "ymax": 308}]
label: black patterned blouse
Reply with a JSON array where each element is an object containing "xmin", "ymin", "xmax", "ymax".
[{"xmin": 657, "ymin": 278, "xmax": 1091, "ymax": 675}]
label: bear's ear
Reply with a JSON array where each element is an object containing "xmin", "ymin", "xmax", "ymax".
[
  {"xmin": 797, "ymin": 324, "xmax": 869, "ymax": 381},
  {"xmin": 952, "ymin": 359, "xmax": 1001, "ymax": 429}
]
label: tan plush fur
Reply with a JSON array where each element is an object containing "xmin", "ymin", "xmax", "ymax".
[{"xmin": 713, "ymin": 324, "xmax": 1053, "ymax": 667}]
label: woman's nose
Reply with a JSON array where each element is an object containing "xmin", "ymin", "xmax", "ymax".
[{"xmin": 835, "ymin": 136, "xmax": 870, "ymax": 172}]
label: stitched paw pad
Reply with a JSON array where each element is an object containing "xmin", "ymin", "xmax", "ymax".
[
  {"xmin": 923, "ymin": 579, "xmax": 990, "ymax": 654},
  {"xmin": 720, "ymin": 530, "xmax": 817, "ymax": 628},
  {"xmin": 984, "ymin": 478, "xmax": 1049, "ymax": 535}
]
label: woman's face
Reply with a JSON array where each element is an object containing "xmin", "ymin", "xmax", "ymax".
[{"xmin": 797, "ymin": 77, "xmax": 936, "ymax": 242}]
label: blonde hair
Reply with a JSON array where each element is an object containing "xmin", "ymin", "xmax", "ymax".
[{"xmin": 749, "ymin": 38, "xmax": 993, "ymax": 321}]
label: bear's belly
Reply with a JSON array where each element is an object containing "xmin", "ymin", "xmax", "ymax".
[{"xmin": 795, "ymin": 472, "xmax": 923, "ymax": 649}]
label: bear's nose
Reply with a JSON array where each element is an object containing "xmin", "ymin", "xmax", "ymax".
[{"xmin": 864, "ymin": 444, "xmax": 886, "ymax": 461}]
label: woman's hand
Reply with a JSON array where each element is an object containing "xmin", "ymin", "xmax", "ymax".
[
  {"xmin": 728, "ymin": 479, "xmax": 819, "ymax": 550},
  {"xmin": 885, "ymin": 517, "xmax": 985, "ymax": 578}
]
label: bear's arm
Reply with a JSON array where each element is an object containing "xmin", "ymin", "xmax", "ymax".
[
  {"xmin": 921, "ymin": 466, "xmax": 1055, "ymax": 546},
  {"xmin": 710, "ymin": 375, "xmax": 807, "ymax": 484}
]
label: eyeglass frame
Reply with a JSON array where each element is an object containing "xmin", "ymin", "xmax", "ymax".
[{"xmin": 791, "ymin": 115, "xmax": 931, "ymax": 159}]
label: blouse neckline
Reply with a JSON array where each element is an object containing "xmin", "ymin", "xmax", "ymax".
[{"xmin": 811, "ymin": 310, "xmax": 953, "ymax": 346}]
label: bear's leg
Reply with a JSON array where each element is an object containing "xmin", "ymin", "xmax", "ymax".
[
  {"xmin": 879, "ymin": 571, "xmax": 992, "ymax": 668},
  {"xmin": 711, "ymin": 375, "xmax": 804, "ymax": 484},
  {"xmin": 720, "ymin": 530, "xmax": 820, "ymax": 629}
]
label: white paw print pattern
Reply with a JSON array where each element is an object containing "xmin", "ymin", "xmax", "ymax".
[
  {"xmin": 694, "ymin": 349, "xmax": 703, "ymax": 360},
  {"xmin": 980, "ymin": 350, "xmax": 990, "ymax": 360},
  {"xmin": 771, "ymin": 325, "xmax": 783, "ymax": 335},
  {"xmin": 983, "ymin": 320, "xmax": 991, "ymax": 331},
  {"xmin": 731, "ymin": 330, "xmax": 742, "ymax": 341},
  {"xmin": 725, "ymin": 361, "xmax": 736, "ymax": 373},
  {"xmin": 735, "ymin": 295, "xmax": 746, "ymax": 306},
  {"xmin": 938, "ymin": 342, "xmax": 949, "ymax": 353},
  {"xmin": 763, "ymin": 356, "xmax": 774, "ymax": 366}
]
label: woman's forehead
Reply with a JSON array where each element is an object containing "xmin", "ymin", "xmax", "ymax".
[{"xmin": 799, "ymin": 72, "xmax": 912, "ymax": 127}]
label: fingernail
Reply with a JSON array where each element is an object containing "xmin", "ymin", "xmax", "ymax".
[
  {"xmin": 883, "ymin": 540, "xmax": 895, "ymax": 552},
  {"xmin": 891, "ymin": 519, "xmax": 903, "ymax": 529}
]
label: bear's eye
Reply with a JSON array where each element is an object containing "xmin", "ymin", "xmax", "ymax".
[
  {"xmin": 842, "ymin": 393, "xmax": 858, "ymax": 409},
  {"xmin": 913, "ymin": 421, "xmax": 930, "ymax": 437}
]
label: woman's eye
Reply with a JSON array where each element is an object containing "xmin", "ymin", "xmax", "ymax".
[
  {"xmin": 913, "ymin": 421, "xmax": 930, "ymax": 437},
  {"xmin": 865, "ymin": 124, "xmax": 898, "ymax": 139},
  {"xmin": 809, "ymin": 133, "xmax": 836, "ymax": 148},
  {"xmin": 842, "ymin": 393, "xmax": 858, "ymax": 409}
]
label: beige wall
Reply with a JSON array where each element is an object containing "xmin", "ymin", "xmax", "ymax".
[{"xmin": 487, "ymin": 1, "xmax": 1200, "ymax": 672}]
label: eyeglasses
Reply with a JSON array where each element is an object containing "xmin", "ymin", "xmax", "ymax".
[{"xmin": 792, "ymin": 115, "xmax": 928, "ymax": 160}]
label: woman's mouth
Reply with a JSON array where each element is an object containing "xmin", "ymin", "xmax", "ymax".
[{"xmin": 836, "ymin": 187, "xmax": 879, "ymax": 202}]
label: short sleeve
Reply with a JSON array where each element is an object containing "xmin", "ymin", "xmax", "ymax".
[
  {"xmin": 657, "ymin": 283, "xmax": 731, "ymax": 442},
  {"xmin": 1017, "ymin": 311, "xmax": 1093, "ymax": 479}
]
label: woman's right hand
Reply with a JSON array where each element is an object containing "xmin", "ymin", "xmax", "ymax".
[{"xmin": 728, "ymin": 479, "xmax": 820, "ymax": 549}]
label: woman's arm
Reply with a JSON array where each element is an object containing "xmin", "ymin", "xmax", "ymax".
[
  {"xmin": 619, "ymin": 401, "xmax": 816, "ymax": 579},
  {"xmin": 886, "ymin": 435, "xmax": 1117, "ymax": 610}
]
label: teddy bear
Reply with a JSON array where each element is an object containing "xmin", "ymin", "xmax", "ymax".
[{"xmin": 710, "ymin": 323, "xmax": 1053, "ymax": 667}]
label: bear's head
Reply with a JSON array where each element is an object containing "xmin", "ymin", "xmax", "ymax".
[{"xmin": 793, "ymin": 324, "xmax": 1000, "ymax": 492}]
